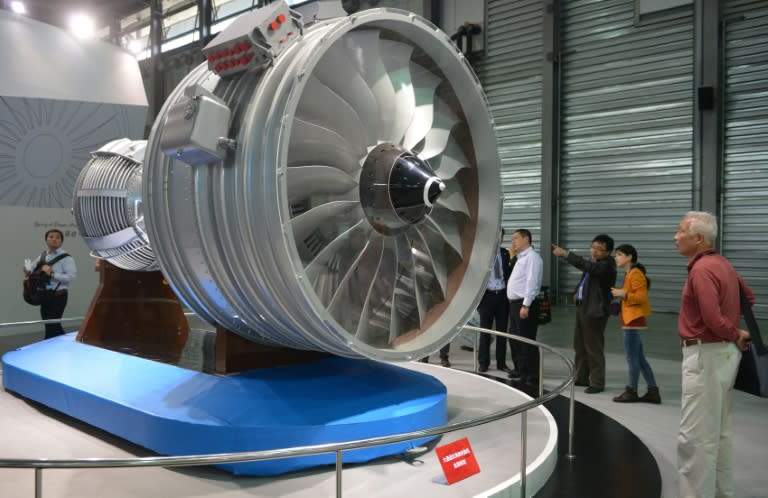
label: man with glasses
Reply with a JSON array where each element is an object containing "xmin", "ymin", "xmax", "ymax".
[
  {"xmin": 552, "ymin": 234, "xmax": 616, "ymax": 393},
  {"xmin": 506, "ymin": 229, "xmax": 543, "ymax": 385}
]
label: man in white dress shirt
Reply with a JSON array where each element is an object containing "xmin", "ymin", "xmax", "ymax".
[{"xmin": 506, "ymin": 229, "xmax": 543, "ymax": 385}]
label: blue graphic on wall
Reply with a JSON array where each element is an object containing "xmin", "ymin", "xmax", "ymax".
[{"xmin": 0, "ymin": 96, "xmax": 145, "ymax": 208}]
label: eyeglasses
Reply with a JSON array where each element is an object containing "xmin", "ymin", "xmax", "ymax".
[{"xmin": 590, "ymin": 245, "xmax": 609, "ymax": 253}]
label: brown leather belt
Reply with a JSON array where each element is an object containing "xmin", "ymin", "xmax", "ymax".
[{"xmin": 680, "ymin": 338, "xmax": 728, "ymax": 348}]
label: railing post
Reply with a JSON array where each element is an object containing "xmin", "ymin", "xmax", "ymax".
[
  {"xmin": 335, "ymin": 450, "xmax": 343, "ymax": 498},
  {"xmin": 34, "ymin": 467, "xmax": 42, "ymax": 498},
  {"xmin": 519, "ymin": 411, "xmax": 527, "ymax": 498},
  {"xmin": 538, "ymin": 348, "xmax": 544, "ymax": 397},
  {"xmin": 566, "ymin": 379, "xmax": 576, "ymax": 460}
]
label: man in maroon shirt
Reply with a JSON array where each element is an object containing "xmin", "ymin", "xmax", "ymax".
[{"xmin": 674, "ymin": 211, "xmax": 752, "ymax": 498}]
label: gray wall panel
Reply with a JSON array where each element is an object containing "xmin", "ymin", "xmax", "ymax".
[
  {"xmin": 558, "ymin": 0, "xmax": 694, "ymax": 310},
  {"xmin": 475, "ymin": 0, "xmax": 544, "ymax": 242},
  {"xmin": 722, "ymin": 0, "xmax": 768, "ymax": 317}
]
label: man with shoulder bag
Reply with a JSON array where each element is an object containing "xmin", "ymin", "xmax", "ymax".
[{"xmin": 23, "ymin": 229, "xmax": 77, "ymax": 339}]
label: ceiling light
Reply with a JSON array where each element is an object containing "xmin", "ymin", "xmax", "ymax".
[
  {"xmin": 69, "ymin": 13, "xmax": 95, "ymax": 38},
  {"xmin": 10, "ymin": 1, "xmax": 26, "ymax": 14},
  {"xmin": 127, "ymin": 38, "xmax": 144, "ymax": 54}
]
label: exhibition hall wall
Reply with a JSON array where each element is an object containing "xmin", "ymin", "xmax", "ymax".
[{"xmin": 0, "ymin": 12, "xmax": 147, "ymax": 330}]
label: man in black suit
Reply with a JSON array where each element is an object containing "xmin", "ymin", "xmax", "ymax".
[
  {"xmin": 477, "ymin": 228, "xmax": 514, "ymax": 374},
  {"xmin": 552, "ymin": 234, "xmax": 617, "ymax": 393}
]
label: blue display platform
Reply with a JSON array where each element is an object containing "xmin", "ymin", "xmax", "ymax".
[{"xmin": 1, "ymin": 334, "xmax": 447, "ymax": 476}]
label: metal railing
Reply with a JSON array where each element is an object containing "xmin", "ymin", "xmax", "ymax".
[
  {"xmin": 0, "ymin": 318, "xmax": 576, "ymax": 498},
  {"xmin": 0, "ymin": 316, "xmax": 84, "ymax": 329},
  {"xmin": 0, "ymin": 311, "xmax": 199, "ymax": 330}
]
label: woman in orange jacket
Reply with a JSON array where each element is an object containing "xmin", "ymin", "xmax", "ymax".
[{"xmin": 610, "ymin": 244, "xmax": 660, "ymax": 404}]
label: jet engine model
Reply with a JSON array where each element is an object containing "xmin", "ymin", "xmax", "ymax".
[{"xmin": 73, "ymin": 1, "xmax": 502, "ymax": 363}]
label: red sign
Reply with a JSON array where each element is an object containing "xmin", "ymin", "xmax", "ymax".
[{"xmin": 435, "ymin": 437, "xmax": 481, "ymax": 484}]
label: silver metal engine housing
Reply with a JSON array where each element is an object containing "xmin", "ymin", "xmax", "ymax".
[{"xmin": 139, "ymin": 7, "xmax": 502, "ymax": 361}]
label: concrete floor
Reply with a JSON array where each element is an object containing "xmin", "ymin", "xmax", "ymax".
[{"xmin": 533, "ymin": 306, "xmax": 768, "ymax": 498}]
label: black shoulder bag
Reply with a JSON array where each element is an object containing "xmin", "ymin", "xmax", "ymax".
[
  {"xmin": 23, "ymin": 251, "xmax": 70, "ymax": 306},
  {"xmin": 734, "ymin": 284, "xmax": 768, "ymax": 397}
]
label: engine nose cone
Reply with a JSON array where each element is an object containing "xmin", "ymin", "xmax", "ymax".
[
  {"xmin": 424, "ymin": 176, "xmax": 446, "ymax": 207},
  {"xmin": 359, "ymin": 143, "xmax": 442, "ymax": 235}
]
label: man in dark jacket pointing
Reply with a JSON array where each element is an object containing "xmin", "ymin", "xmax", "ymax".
[{"xmin": 552, "ymin": 234, "xmax": 616, "ymax": 393}]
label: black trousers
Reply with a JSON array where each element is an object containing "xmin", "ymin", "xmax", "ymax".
[
  {"xmin": 419, "ymin": 342, "xmax": 450, "ymax": 363},
  {"xmin": 438, "ymin": 343, "xmax": 450, "ymax": 359},
  {"xmin": 509, "ymin": 299, "xmax": 540, "ymax": 381},
  {"xmin": 40, "ymin": 291, "xmax": 68, "ymax": 339},
  {"xmin": 477, "ymin": 290, "xmax": 510, "ymax": 368}
]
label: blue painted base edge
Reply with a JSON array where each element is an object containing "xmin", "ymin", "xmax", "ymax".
[{"xmin": 2, "ymin": 334, "xmax": 447, "ymax": 476}]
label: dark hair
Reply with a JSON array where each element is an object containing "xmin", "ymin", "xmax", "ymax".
[
  {"xmin": 615, "ymin": 243, "xmax": 651, "ymax": 289},
  {"xmin": 514, "ymin": 229, "xmax": 532, "ymax": 243},
  {"xmin": 592, "ymin": 234, "xmax": 614, "ymax": 252},
  {"xmin": 501, "ymin": 228, "xmax": 505, "ymax": 238},
  {"xmin": 45, "ymin": 229, "xmax": 64, "ymax": 243},
  {"xmin": 615, "ymin": 244, "xmax": 637, "ymax": 263}
]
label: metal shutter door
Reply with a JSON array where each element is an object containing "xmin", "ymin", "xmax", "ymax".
[
  {"xmin": 557, "ymin": 0, "xmax": 694, "ymax": 310},
  {"xmin": 722, "ymin": 0, "xmax": 768, "ymax": 318},
  {"xmin": 475, "ymin": 0, "xmax": 544, "ymax": 239}
]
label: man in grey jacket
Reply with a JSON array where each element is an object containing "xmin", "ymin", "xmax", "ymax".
[{"xmin": 552, "ymin": 234, "xmax": 616, "ymax": 393}]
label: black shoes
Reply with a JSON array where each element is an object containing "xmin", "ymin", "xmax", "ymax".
[
  {"xmin": 460, "ymin": 345, "xmax": 474, "ymax": 352},
  {"xmin": 506, "ymin": 369, "xmax": 522, "ymax": 380},
  {"xmin": 584, "ymin": 386, "xmax": 604, "ymax": 394},
  {"xmin": 639, "ymin": 387, "xmax": 662, "ymax": 404},
  {"xmin": 440, "ymin": 358, "xmax": 451, "ymax": 368},
  {"xmin": 612, "ymin": 386, "xmax": 661, "ymax": 404},
  {"xmin": 612, "ymin": 387, "xmax": 639, "ymax": 403},
  {"xmin": 478, "ymin": 365, "xmax": 489, "ymax": 373}
]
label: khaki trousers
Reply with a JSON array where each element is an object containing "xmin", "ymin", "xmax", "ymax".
[{"xmin": 678, "ymin": 342, "xmax": 741, "ymax": 498}]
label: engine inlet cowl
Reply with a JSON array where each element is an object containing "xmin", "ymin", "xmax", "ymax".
[{"xmin": 139, "ymin": 4, "xmax": 502, "ymax": 361}]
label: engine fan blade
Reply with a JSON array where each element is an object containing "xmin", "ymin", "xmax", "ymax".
[
  {"xmin": 317, "ymin": 231, "xmax": 380, "ymax": 339},
  {"xmin": 424, "ymin": 208, "xmax": 463, "ymax": 258},
  {"xmin": 415, "ymin": 97, "xmax": 459, "ymax": 160},
  {"xmin": 314, "ymin": 39, "xmax": 380, "ymax": 143},
  {"xmin": 289, "ymin": 201, "xmax": 363, "ymax": 261},
  {"xmin": 378, "ymin": 39, "xmax": 416, "ymax": 144},
  {"xmin": 427, "ymin": 138, "xmax": 470, "ymax": 179},
  {"xmin": 305, "ymin": 221, "xmax": 369, "ymax": 306},
  {"xmin": 402, "ymin": 62, "xmax": 441, "ymax": 150},
  {"xmin": 286, "ymin": 165, "xmax": 358, "ymax": 204},
  {"xmin": 385, "ymin": 234, "xmax": 424, "ymax": 344},
  {"xmin": 297, "ymin": 76, "xmax": 369, "ymax": 157},
  {"xmin": 289, "ymin": 118, "xmax": 363, "ymax": 174},
  {"xmin": 343, "ymin": 30, "xmax": 396, "ymax": 147},
  {"xmin": 410, "ymin": 226, "xmax": 448, "ymax": 300},
  {"xmin": 395, "ymin": 233, "xmax": 429, "ymax": 329},
  {"xmin": 349, "ymin": 235, "xmax": 398, "ymax": 347},
  {"xmin": 435, "ymin": 177, "xmax": 469, "ymax": 217}
]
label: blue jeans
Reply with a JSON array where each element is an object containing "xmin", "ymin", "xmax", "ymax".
[{"xmin": 623, "ymin": 330, "xmax": 657, "ymax": 390}]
